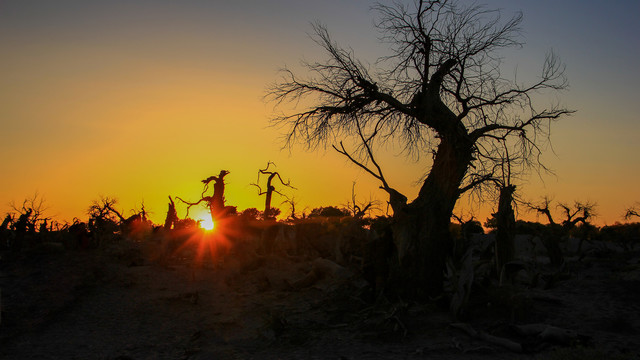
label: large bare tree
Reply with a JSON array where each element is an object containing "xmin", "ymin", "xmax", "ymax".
[{"xmin": 268, "ymin": 0, "xmax": 572, "ymax": 298}]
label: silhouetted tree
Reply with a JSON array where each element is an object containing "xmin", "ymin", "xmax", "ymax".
[
  {"xmin": 450, "ymin": 213, "xmax": 483, "ymax": 260},
  {"xmin": 12, "ymin": 209, "xmax": 32, "ymax": 235},
  {"xmin": 494, "ymin": 184, "xmax": 516, "ymax": 273},
  {"xmin": 251, "ymin": 162, "xmax": 295, "ymax": 220},
  {"xmin": 527, "ymin": 197, "xmax": 565, "ymax": 266},
  {"xmin": 1, "ymin": 214, "xmax": 12, "ymax": 231},
  {"xmin": 88, "ymin": 196, "xmax": 126, "ymax": 223},
  {"xmin": 281, "ymin": 198, "xmax": 300, "ymax": 220},
  {"xmin": 492, "ymin": 144, "xmax": 521, "ymax": 276},
  {"xmin": 625, "ymin": 203, "xmax": 640, "ymax": 220},
  {"xmin": 177, "ymin": 170, "xmax": 232, "ymax": 224},
  {"xmin": 268, "ymin": 0, "xmax": 571, "ymax": 297},
  {"xmin": 88, "ymin": 196, "xmax": 122, "ymax": 228},
  {"xmin": 558, "ymin": 201, "xmax": 596, "ymax": 230},
  {"xmin": 527, "ymin": 198, "xmax": 596, "ymax": 266},
  {"xmin": 345, "ymin": 182, "xmax": 379, "ymax": 219},
  {"xmin": 0, "ymin": 214, "xmax": 13, "ymax": 249},
  {"xmin": 88, "ymin": 196, "xmax": 152, "ymax": 240},
  {"xmin": 164, "ymin": 196, "xmax": 179, "ymax": 230},
  {"xmin": 10, "ymin": 193, "xmax": 47, "ymax": 234},
  {"xmin": 87, "ymin": 196, "xmax": 128, "ymax": 243}
]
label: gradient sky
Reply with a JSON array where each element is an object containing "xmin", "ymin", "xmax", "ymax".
[{"xmin": 1, "ymin": 0, "xmax": 638, "ymax": 226}]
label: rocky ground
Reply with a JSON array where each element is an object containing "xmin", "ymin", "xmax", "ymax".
[{"xmin": 1, "ymin": 237, "xmax": 639, "ymax": 359}]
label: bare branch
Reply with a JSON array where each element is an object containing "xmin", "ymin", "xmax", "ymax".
[
  {"xmin": 526, "ymin": 197, "xmax": 556, "ymax": 225},
  {"xmin": 626, "ymin": 209, "xmax": 640, "ymax": 220}
]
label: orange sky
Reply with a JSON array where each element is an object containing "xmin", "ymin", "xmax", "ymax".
[{"xmin": 1, "ymin": 1, "xmax": 639, "ymax": 227}]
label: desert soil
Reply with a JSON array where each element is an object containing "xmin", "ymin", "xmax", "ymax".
[{"xmin": 1, "ymin": 240, "xmax": 639, "ymax": 360}]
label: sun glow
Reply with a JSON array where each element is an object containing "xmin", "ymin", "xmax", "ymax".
[{"xmin": 198, "ymin": 216, "xmax": 215, "ymax": 231}]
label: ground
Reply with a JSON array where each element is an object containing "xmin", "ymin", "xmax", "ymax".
[{"xmin": 1, "ymin": 237, "xmax": 639, "ymax": 359}]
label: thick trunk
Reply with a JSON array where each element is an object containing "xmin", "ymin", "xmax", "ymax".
[
  {"xmin": 164, "ymin": 197, "xmax": 178, "ymax": 230},
  {"xmin": 495, "ymin": 185, "xmax": 516, "ymax": 274},
  {"xmin": 390, "ymin": 134, "xmax": 473, "ymax": 299},
  {"xmin": 210, "ymin": 175, "xmax": 228, "ymax": 220},
  {"xmin": 264, "ymin": 187, "xmax": 274, "ymax": 220},
  {"xmin": 264, "ymin": 173, "xmax": 276, "ymax": 220}
]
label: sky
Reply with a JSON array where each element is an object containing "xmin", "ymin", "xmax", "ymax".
[{"xmin": 1, "ymin": 0, "xmax": 638, "ymax": 226}]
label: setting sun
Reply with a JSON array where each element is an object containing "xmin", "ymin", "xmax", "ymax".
[{"xmin": 199, "ymin": 216, "xmax": 215, "ymax": 231}]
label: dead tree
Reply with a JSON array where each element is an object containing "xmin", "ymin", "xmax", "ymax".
[
  {"xmin": 494, "ymin": 184, "xmax": 516, "ymax": 274},
  {"xmin": 527, "ymin": 199, "xmax": 595, "ymax": 266},
  {"xmin": 282, "ymin": 198, "xmax": 299, "ymax": 220},
  {"xmin": 177, "ymin": 170, "xmax": 232, "ymax": 224},
  {"xmin": 164, "ymin": 196, "xmax": 179, "ymax": 230},
  {"xmin": 450, "ymin": 213, "xmax": 483, "ymax": 260},
  {"xmin": 10, "ymin": 193, "xmax": 47, "ymax": 234},
  {"xmin": 251, "ymin": 162, "xmax": 295, "ymax": 220},
  {"xmin": 345, "ymin": 182, "xmax": 379, "ymax": 219},
  {"xmin": 88, "ymin": 196, "xmax": 126, "ymax": 224},
  {"xmin": 268, "ymin": 0, "xmax": 572, "ymax": 297},
  {"xmin": 624, "ymin": 203, "xmax": 639, "ymax": 220},
  {"xmin": 558, "ymin": 201, "xmax": 596, "ymax": 230},
  {"xmin": 0, "ymin": 214, "xmax": 13, "ymax": 249},
  {"xmin": 492, "ymin": 143, "xmax": 520, "ymax": 277},
  {"xmin": 12, "ymin": 209, "xmax": 32, "ymax": 234},
  {"xmin": 527, "ymin": 197, "xmax": 565, "ymax": 266},
  {"xmin": 1, "ymin": 214, "xmax": 12, "ymax": 231},
  {"xmin": 88, "ymin": 196, "xmax": 123, "ymax": 223}
]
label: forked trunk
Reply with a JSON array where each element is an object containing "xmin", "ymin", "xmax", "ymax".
[{"xmin": 389, "ymin": 134, "xmax": 473, "ymax": 299}]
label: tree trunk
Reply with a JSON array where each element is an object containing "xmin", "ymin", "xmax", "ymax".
[
  {"xmin": 264, "ymin": 186, "xmax": 274, "ymax": 220},
  {"xmin": 210, "ymin": 172, "xmax": 228, "ymax": 220},
  {"xmin": 164, "ymin": 197, "xmax": 178, "ymax": 230},
  {"xmin": 389, "ymin": 134, "xmax": 473, "ymax": 299},
  {"xmin": 495, "ymin": 185, "xmax": 516, "ymax": 275}
]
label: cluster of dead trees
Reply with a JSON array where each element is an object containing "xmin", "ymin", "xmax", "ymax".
[
  {"xmin": 0, "ymin": 194, "xmax": 154, "ymax": 251},
  {"xmin": 170, "ymin": 164, "xmax": 297, "ymax": 232},
  {"xmin": 481, "ymin": 197, "xmax": 598, "ymax": 269}
]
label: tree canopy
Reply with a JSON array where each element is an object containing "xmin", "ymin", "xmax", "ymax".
[{"xmin": 268, "ymin": 0, "xmax": 572, "ymax": 206}]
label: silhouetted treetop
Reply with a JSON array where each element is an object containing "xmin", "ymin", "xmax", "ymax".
[
  {"xmin": 269, "ymin": 1, "xmax": 570, "ymax": 188},
  {"xmin": 267, "ymin": 0, "xmax": 573, "ymax": 298}
]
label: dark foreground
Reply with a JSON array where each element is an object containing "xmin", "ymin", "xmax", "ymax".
[{"xmin": 1, "ymin": 238, "xmax": 639, "ymax": 360}]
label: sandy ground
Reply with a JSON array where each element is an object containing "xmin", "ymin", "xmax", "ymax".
[{"xmin": 1, "ymin": 239, "xmax": 639, "ymax": 360}]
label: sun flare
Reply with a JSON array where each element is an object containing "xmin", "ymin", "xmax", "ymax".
[{"xmin": 198, "ymin": 216, "xmax": 215, "ymax": 231}]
